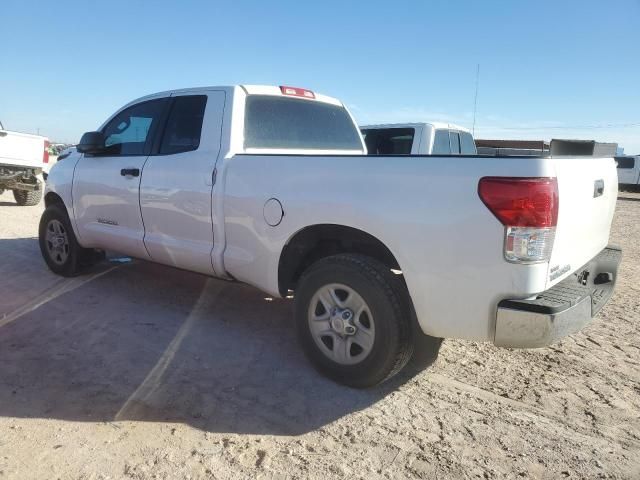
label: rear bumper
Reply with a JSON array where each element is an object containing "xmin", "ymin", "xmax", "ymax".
[{"xmin": 494, "ymin": 246, "xmax": 622, "ymax": 348}]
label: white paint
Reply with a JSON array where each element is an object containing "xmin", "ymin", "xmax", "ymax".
[{"xmin": 0, "ymin": 128, "xmax": 47, "ymax": 169}]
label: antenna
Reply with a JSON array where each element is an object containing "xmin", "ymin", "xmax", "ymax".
[{"xmin": 472, "ymin": 64, "xmax": 480, "ymax": 136}]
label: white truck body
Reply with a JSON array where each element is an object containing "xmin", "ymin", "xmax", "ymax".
[
  {"xmin": 0, "ymin": 124, "xmax": 47, "ymax": 205},
  {"xmin": 42, "ymin": 85, "xmax": 621, "ymax": 385},
  {"xmin": 0, "ymin": 128, "xmax": 48, "ymax": 169},
  {"xmin": 616, "ymin": 155, "xmax": 640, "ymax": 187},
  {"xmin": 360, "ymin": 122, "xmax": 477, "ymax": 155}
]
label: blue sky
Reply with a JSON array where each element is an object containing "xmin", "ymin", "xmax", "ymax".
[{"xmin": 2, "ymin": 0, "xmax": 639, "ymax": 152}]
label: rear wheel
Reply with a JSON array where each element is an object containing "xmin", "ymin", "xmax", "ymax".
[
  {"xmin": 39, "ymin": 204, "xmax": 104, "ymax": 276},
  {"xmin": 295, "ymin": 254, "xmax": 413, "ymax": 388},
  {"xmin": 13, "ymin": 187, "xmax": 42, "ymax": 206}
]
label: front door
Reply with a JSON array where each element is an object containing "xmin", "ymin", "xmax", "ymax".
[
  {"xmin": 73, "ymin": 98, "xmax": 168, "ymax": 258},
  {"xmin": 139, "ymin": 91, "xmax": 225, "ymax": 275}
]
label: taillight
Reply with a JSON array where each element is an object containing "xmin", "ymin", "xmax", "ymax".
[
  {"xmin": 43, "ymin": 140, "xmax": 50, "ymax": 164},
  {"xmin": 478, "ymin": 177, "xmax": 558, "ymax": 264}
]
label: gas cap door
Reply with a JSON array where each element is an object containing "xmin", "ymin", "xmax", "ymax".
[{"xmin": 263, "ymin": 198, "xmax": 284, "ymax": 226}]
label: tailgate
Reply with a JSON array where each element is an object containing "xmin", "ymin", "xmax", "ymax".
[
  {"xmin": 0, "ymin": 130, "xmax": 44, "ymax": 168},
  {"xmin": 547, "ymin": 156, "xmax": 617, "ymax": 288}
]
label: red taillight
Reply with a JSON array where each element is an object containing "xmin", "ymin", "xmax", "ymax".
[
  {"xmin": 279, "ymin": 85, "xmax": 315, "ymax": 99},
  {"xmin": 43, "ymin": 140, "xmax": 50, "ymax": 164},
  {"xmin": 478, "ymin": 177, "xmax": 558, "ymax": 228}
]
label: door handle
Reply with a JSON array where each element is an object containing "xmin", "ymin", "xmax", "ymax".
[
  {"xmin": 593, "ymin": 179, "xmax": 604, "ymax": 198},
  {"xmin": 120, "ymin": 168, "xmax": 140, "ymax": 177}
]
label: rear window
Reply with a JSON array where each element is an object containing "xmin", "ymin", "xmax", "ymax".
[
  {"xmin": 361, "ymin": 128, "xmax": 414, "ymax": 155},
  {"xmin": 616, "ymin": 156, "xmax": 635, "ymax": 169},
  {"xmin": 244, "ymin": 96, "xmax": 363, "ymax": 150}
]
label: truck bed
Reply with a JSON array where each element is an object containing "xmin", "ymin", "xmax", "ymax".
[{"xmin": 0, "ymin": 129, "xmax": 46, "ymax": 169}]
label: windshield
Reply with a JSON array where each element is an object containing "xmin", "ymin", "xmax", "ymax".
[{"xmin": 244, "ymin": 95, "xmax": 363, "ymax": 151}]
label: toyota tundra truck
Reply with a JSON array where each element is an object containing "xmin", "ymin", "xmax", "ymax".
[
  {"xmin": 0, "ymin": 121, "xmax": 49, "ymax": 205},
  {"xmin": 40, "ymin": 85, "xmax": 621, "ymax": 387}
]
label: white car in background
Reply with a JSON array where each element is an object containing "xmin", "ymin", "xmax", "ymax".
[{"xmin": 360, "ymin": 122, "xmax": 476, "ymax": 155}]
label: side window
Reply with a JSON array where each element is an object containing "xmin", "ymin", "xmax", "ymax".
[
  {"xmin": 460, "ymin": 132, "xmax": 477, "ymax": 155},
  {"xmin": 159, "ymin": 95, "xmax": 208, "ymax": 155},
  {"xmin": 102, "ymin": 99, "xmax": 166, "ymax": 156},
  {"xmin": 432, "ymin": 130, "xmax": 451, "ymax": 154},
  {"xmin": 449, "ymin": 131, "xmax": 461, "ymax": 154}
]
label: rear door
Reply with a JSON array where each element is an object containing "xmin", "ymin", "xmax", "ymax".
[
  {"xmin": 139, "ymin": 91, "xmax": 225, "ymax": 275},
  {"xmin": 73, "ymin": 98, "xmax": 168, "ymax": 258},
  {"xmin": 547, "ymin": 156, "xmax": 618, "ymax": 287}
]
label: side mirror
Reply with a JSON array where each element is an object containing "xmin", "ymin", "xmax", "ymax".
[{"xmin": 77, "ymin": 131, "xmax": 106, "ymax": 154}]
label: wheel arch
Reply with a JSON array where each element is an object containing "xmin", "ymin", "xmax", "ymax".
[
  {"xmin": 44, "ymin": 191, "xmax": 66, "ymax": 209},
  {"xmin": 278, "ymin": 224, "xmax": 402, "ymax": 296},
  {"xmin": 43, "ymin": 191, "xmax": 83, "ymax": 242}
]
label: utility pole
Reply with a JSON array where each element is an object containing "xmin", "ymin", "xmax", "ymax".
[{"xmin": 472, "ymin": 64, "xmax": 480, "ymax": 136}]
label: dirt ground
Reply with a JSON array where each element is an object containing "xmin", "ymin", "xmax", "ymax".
[{"xmin": 0, "ymin": 189, "xmax": 638, "ymax": 480}]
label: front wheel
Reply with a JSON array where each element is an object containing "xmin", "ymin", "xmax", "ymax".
[
  {"xmin": 39, "ymin": 204, "xmax": 104, "ymax": 276},
  {"xmin": 295, "ymin": 254, "xmax": 413, "ymax": 388}
]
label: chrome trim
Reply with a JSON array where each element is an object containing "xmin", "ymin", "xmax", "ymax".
[{"xmin": 495, "ymin": 297, "xmax": 592, "ymax": 348}]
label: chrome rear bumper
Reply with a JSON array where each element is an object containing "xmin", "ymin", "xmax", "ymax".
[{"xmin": 494, "ymin": 246, "xmax": 622, "ymax": 348}]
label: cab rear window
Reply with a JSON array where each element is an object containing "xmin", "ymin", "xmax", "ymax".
[
  {"xmin": 244, "ymin": 96, "xmax": 363, "ymax": 151},
  {"xmin": 361, "ymin": 128, "xmax": 414, "ymax": 155}
]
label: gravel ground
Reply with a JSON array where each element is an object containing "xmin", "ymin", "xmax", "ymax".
[{"xmin": 0, "ymin": 189, "xmax": 638, "ymax": 480}]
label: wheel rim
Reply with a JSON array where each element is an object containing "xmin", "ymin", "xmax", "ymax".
[
  {"xmin": 307, "ymin": 283, "xmax": 375, "ymax": 365},
  {"xmin": 45, "ymin": 219, "xmax": 70, "ymax": 265}
]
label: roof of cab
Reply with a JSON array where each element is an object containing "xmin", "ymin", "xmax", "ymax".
[
  {"xmin": 122, "ymin": 85, "xmax": 343, "ymax": 110},
  {"xmin": 360, "ymin": 122, "xmax": 472, "ymax": 133}
]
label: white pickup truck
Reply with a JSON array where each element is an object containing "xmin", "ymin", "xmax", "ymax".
[
  {"xmin": 0, "ymin": 121, "xmax": 48, "ymax": 205},
  {"xmin": 361, "ymin": 122, "xmax": 476, "ymax": 155},
  {"xmin": 40, "ymin": 85, "xmax": 621, "ymax": 387},
  {"xmin": 616, "ymin": 155, "xmax": 640, "ymax": 190}
]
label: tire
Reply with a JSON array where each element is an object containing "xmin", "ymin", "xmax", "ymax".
[
  {"xmin": 39, "ymin": 204, "xmax": 104, "ymax": 276},
  {"xmin": 13, "ymin": 187, "xmax": 42, "ymax": 206},
  {"xmin": 295, "ymin": 254, "xmax": 413, "ymax": 388},
  {"xmin": 406, "ymin": 332, "xmax": 443, "ymax": 373}
]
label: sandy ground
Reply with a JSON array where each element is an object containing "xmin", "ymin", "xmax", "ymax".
[{"xmin": 0, "ymin": 189, "xmax": 638, "ymax": 480}]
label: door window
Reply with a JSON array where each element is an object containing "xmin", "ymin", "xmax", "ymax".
[
  {"xmin": 432, "ymin": 130, "xmax": 451, "ymax": 154},
  {"xmin": 449, "ymin": 131, "xmax": 461, "ymax": 154},
  {"xmin": 159, "ymin": 95, "xmax": 208, "ymax": 154},
  {"xmin": 460, "ymin": 132, "xmax": 477, "ymax": 154},
  {"xmin": 102, "ymin": 99, "xmax": 166, "ymax": 156}
]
